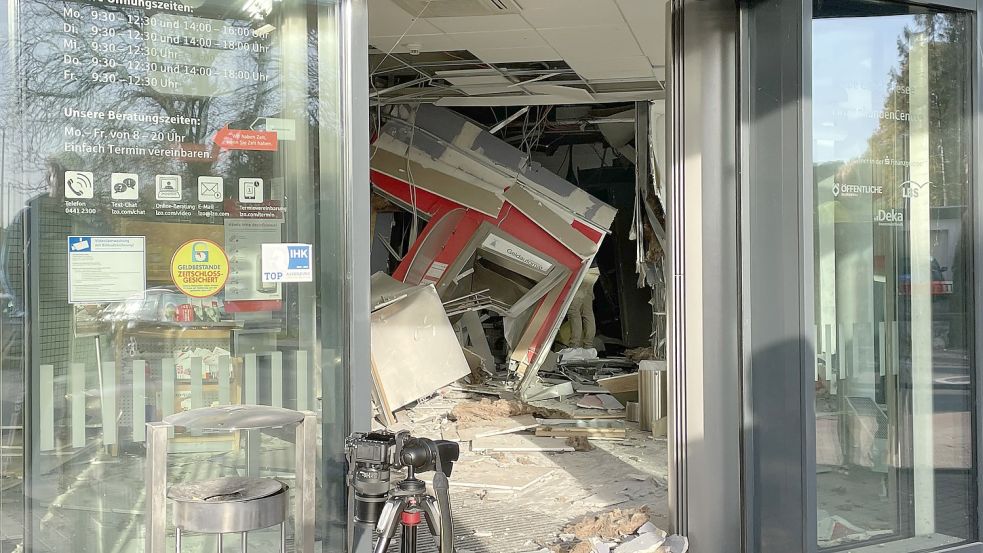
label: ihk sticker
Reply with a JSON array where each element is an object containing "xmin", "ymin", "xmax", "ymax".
[{"xmin": 261, "ymin": 243, "xmax": 313, "ymax": 283}]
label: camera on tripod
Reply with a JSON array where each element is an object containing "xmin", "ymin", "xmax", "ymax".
[{"xmin": 346, "ymin": 430, "xmax": 460, "ymax": 553}]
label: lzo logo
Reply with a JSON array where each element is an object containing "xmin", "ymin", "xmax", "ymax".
[{"xmin": 899, "ymin": 180, "xmax": 931, "ymax": 198}]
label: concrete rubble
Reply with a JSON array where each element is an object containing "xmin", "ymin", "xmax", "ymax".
[{"xmin": 373, "ymin": 353, "xmax": 679, "ymax": 552}]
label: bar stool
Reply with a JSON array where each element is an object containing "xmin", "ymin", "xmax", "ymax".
[
  {"xmin": 168, "ymin": 476, "xmax": 288, "ymax": 553},
  {"xmin": 145, "ymin": 405, "xmax": 317, "ymax": 553}
]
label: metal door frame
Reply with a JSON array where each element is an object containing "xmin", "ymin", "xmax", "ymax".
[{"xmin": 733, "ymin": 1, "xmax": 983, "ymax": 553}]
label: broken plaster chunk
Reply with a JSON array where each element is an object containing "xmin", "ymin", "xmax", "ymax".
[
  {"xmin": 635, "ymin": 522, "xmax": 667, "ymax": 538},
  {"xmin": 613, "ymin": 532, "xmax": 666, "ymax": 553},
  {"xmin": 660, "ymin": 535, "xmax": 689, "ymax": 553},
  {"xmin": 591, "ymin": 539, "xmax": 612, "ymax": 553}
]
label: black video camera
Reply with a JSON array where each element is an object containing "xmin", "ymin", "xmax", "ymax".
[{"xmin": 345, "ymin": 431, "xmax": 460, "ymax": 525}]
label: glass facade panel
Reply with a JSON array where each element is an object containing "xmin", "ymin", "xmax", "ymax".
[
  {"xmin": 812, "ymin": 2, "xmax": 976, "ymax": 550},
  {"xmin": 0, "ymin": 0, "xmax": 352, "ymax": 550}
]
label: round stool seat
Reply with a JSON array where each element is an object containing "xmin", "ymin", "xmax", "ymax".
[{"xmin": 167, "ymin": 477, "xmax": 288, "ymax": 534}]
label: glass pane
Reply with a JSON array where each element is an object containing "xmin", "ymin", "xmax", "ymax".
[
  {"xmin": 0, "ymin": 0, "xmax": 350, "ymax": 550},
  {"xmin": 812, "ymin": 2, "xmax": 975, "ymax": 550}
]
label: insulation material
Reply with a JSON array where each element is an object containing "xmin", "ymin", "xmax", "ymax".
[{"xmin": 563, "ymin": 507, "xmax": 652, "ymax": 541}]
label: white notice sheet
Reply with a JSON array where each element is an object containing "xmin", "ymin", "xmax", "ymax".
[{"xmin": 68, "ymin": 236, "xmax": 146, "ymax": 304}]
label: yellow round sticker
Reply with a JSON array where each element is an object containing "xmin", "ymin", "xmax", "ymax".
[{"xmin": 170, "ymin": 239, "xmax": 229, "ymax": 298}]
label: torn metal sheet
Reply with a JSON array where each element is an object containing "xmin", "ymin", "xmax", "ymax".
[
  {"xmin": 370, "ymin": 284, "xmax": 470, "ymax": 414},
  {"xmin": 376, "ymin": 104, "xmax": 615, "ymax": 230},
  {"xmin": 370, "ymin": 271, "xmax": 420, "ymax": 310}
]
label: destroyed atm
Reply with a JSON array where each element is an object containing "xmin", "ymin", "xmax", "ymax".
[{"xmin": 370, "ymin": 105, "xmax": 616, "ymax": 395}]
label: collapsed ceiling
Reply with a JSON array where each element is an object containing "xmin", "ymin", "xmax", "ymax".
[{"xmin": 368, "ymin": 0, "xmax": 668, "ymax": 106}]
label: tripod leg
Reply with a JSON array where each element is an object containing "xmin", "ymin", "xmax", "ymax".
[
  {"xmin": 420, "ymin": 496, "xmax": 440, "ymax": 538},
  {"xmin": 400, "ymin": 525, "xmax": 417, "ymax": 553},
  {"xmin": 373, "ymin": 497, "xmax": 406, "ymax": 553}
]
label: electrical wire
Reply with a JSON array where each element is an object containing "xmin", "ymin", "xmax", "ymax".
[
  {"xmin": 406, "ymin": 107, "xmax": 420, "ymax": 244},
  {"xmin": 370, "ymin": 0, "xmax": 435, "ymax": 77},
  {"xmin": 368, "ymin": 0, "xmax": 434, "ymax": 158}
]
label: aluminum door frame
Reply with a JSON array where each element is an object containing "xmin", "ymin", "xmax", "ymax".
[
  {"xmin": 736, "ymin": 1, "xmax": 983, "ymax": 553},
  {"xmin": 666, "ymin": 1, "xmax": 742, "ymax": 552}
]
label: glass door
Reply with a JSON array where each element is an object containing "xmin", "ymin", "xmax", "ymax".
[
  {"xmin": 812, "ymin": 1, "xmax": 976, "ymax": 550},
  {"xmin": 0, "ymin": 0, "xmax": 357, "ymax": 550}
]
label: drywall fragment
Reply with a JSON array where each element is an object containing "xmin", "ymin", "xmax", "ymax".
[
  {"xmin": 526, "ymin": 381, "xmax": 575, "ymax": 401},
  {"xmin": 660, "ymin": 535, "xmax": 688, "ymax": 553},
  {"xmin": 577, "ymin": 395, "xmax": 604, "ymax": 409},
  {"xmin": 635, "ymin": 522, "xmax": 666, "ymax": 538},
  {"xmin": 613, "ymin": 532, "xmax": 665, "ymax": 553},
  {"xmin": 593, "ymin": 540, "xmax": 613, "ymax": 553}
]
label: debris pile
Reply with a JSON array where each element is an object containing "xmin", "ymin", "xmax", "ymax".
[
  {"xmin": 547, "ymin": 507, "xmax": 688, "ymax": 553},
  {"xmin": 450, "ymin": 399, "xmax": 569, "ymax": 426},
  {"xmin": 374, "ymin": 365, "xmax": 673, "ymax": 552},
  {"xmin": 364, "ymin": 264, "xmax": 674, "ymax": 550}
]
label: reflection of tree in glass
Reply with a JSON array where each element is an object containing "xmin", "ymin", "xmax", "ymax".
[
  {"xmin": 862, "ymin": 14, "xmax": 970, "ymax": 209},
  {"xmin": 1, "ymin": 0, "xmax": 291, "ymax": 204}
]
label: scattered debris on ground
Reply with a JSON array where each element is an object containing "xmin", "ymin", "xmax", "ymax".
[
  {"xmin": 547, "ymin": 507, "xmax": 688, "ymax": 553},
  {"xmin": 368, "ymin": 255, "xmax": 678, "ymax": 552},
  {"xmin": 371, "ymin": 359, "xmax": 674, "ymax": 552},
  {"xmin": 565, "ymin": 436, "xmax": 594, "ymax": 451},
  {"xmin": 563, "ymin": 507, "xmax": 651, "ymax": 540},
  {"xmin": 450, "ymin": 398, "xmax": 570, "ymax": 426}
]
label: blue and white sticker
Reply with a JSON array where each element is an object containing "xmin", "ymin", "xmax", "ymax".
[{"xmin": 261, "ymin": 243, "xmax": 313, "ymax": 283}]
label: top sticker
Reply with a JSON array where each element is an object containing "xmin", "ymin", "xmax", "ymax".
[{"xmin": 261, "ymin": 243, "xmax": 313, "ymax": 283}]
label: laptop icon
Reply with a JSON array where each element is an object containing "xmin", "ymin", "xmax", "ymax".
[{"xmin": 156, "ymin": 175, "xmax": 182, "ymax": 201}]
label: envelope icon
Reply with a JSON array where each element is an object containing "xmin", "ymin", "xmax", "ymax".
[{"xmin": 198, "ymin": 178, "xmax": 223, "ymax": 202}]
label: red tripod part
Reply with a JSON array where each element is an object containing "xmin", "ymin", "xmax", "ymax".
[{"xmin": 401, "ymin": 510, "xmax": 422, "ymax": 526}]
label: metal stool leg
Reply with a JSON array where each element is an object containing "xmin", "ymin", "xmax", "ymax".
[
  {"xmin": 175, "ymin": 527, "xmax": 182, "ymax": 553},
  {"xmin": 241, "ymin": 532, "xmax": 248, "ymax": 553},
  {"xmin": 280, "ymin": 522, "xmax": 286, "ymax": 553},
  {"xmin": 217, "ymin": 533, "xmax": 223, "ymax": 553}
]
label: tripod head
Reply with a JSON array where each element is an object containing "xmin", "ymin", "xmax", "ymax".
[{"xmin": 399, "ymin": 436, "xmax": 460, "ymax": 477}]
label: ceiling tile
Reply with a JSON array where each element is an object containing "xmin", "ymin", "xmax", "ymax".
[
  {"xmin": 539, "ymin": 25, "xmax": 643, "ymax": 60},
  {"xmin": 518, "ymin": 0, "xmax": 624, "ymax": 29},
  {"xmin": 471, "ymin": 45, "xmax": 563, "ymax": 63},
  {"xmin": 428, "ymin": 14, "xmax": 533, "ymax": 33},
  {"xmin": 523, "ymin": 83, "xmax": 595, "ymax": 102},
  {"xmin": 566, "ymin": 56, "xmax": 656, "ymax": 80},
  {"xmin": 445, "ymin": 29, "xmax": 549, "ymax": 51},
  {"xmin": 454, "ymin": 84, "xmax": 521, "ymax": 96},
  {"xmin": 368, "ymin": 0, "xmax": 442, "ymax": 37},
  {"xmin": 615, "ymin": 0, "xmax": 667, "ymax": 64},
  {"xmin": 436, "ymin": 71, "xmax": 512, "ymax": 87},
  {"xmin": 369, "ymin": 34, "xmax": 462, "ymax": 54}
]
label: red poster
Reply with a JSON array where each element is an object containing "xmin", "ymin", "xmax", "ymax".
[{"xmin": 214, "ymin": 127, "xmax": 278, "ymax": 151}]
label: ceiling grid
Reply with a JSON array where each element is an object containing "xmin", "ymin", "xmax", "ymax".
[{"xmin": 368, "ymin": 0, "xmax": 667, "ymax": 106}]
